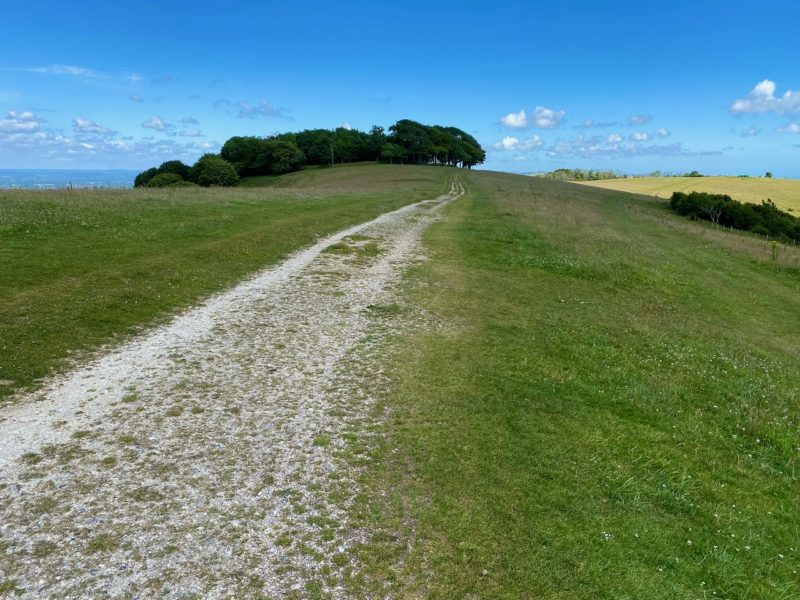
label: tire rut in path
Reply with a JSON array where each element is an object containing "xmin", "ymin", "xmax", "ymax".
[{"xmin": 0, "ymin": 178, "xmax": 464, "ymax": 599}]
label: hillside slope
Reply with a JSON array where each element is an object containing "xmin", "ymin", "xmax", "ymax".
[{"xmin": 353, "ymin": 170, "xmax": 800, "ymax": 598}]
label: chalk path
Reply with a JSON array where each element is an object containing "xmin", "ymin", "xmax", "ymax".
[{"xmin": 0, "ymin": 178, "xmax": 463, "ymax": 599}]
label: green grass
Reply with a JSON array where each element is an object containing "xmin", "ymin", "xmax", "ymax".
[
  {"xmin": 352, "ymin": 171, "xmax": 800, "ymax": 598},
  {"xmin": 0, "ymin": 164, "xmax": 451, "ymax": 402},
  {"xmin": 574, "ymin": 175, "xmax": 800, "ymax": 213}
]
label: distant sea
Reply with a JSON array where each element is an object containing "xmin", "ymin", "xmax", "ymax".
[{"xmin": 0, "ymin": 169, "xmax": 138, "ymax": 190}]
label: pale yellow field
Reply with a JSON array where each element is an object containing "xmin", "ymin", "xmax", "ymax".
[{"xmin": 574, "ymin": 176, "xmax": 800, "ymax": 213}]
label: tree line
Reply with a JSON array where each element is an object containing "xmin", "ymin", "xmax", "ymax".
[
  {"xmin": 669, "ymin": 191, "xmax": 800, "ymax": 242},
  {"xmin": 538, "ymin": 168, "xmax": 624, "ymax": 181},
  {"xmin": 134, "ymin": 119, "xmax": 485, "ymax": 188}
]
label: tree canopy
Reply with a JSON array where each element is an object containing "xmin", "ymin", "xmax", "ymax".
[
  {"xmin": 192, "ymin": 154, "xmax": 239, "ymax": 187},
  {"xmin": 134, "ymin": 119, "xmax": 485, "ymax": 188}
]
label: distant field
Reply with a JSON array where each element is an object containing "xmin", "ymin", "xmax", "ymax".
[
  {"xmin": 574, "ymin": 176, "xmax": 800, "ymax": 212},
  {"xmin": 0, "ymin": 164, "xmax": 451, "ymax": 402}
]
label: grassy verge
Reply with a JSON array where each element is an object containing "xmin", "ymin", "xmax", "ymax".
[
  {"xmin": 352, "ymin": 171, "xmax": 800, "ymax": 598},
  {"xmin": 0, "ymin": 165, "xmax": 451, "ymax": 402}
]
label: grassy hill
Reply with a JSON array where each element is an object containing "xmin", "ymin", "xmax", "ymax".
[
  {"xmin": 0, "ymin": 164, "xmax": 451, "ymax": 402},
  {"xmin": 351, "ymin": 169, "xmax": 800, "ymax": 598},
  {"xmin": 2, "ymin": 164, "xmax": 799, "ymax": 596},
  {"xmin": 573, "ymin": 176, "xmax": 800, "ymax": 212}
]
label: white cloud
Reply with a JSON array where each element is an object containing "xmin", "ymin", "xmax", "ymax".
[
  {"xmin": 655, "ymin": 127, "xmax": 670, "ymax": 138},
  {"xmin": 532, "ymin": 106, "xmax": 565, "ymax": 129},
  {"xmin": 544, "ymin": 133, "xmax": 718, "ymax": 159},
  {"xmin": 491, "ymin": 134, "xmax": 543, "ymax": 151},
  {"xmin": 500, "ymin": 109, "xmax": 528, "ymax": 129},
  {"xmin": 492, "ymin": 136, "xmax": 519, "ymax": 150},
  {"xmin": 129, "ymin": 95, "xmax": 144, "ymax": 103},
  {"xmin": 0, "ymin": 110, "xmax": 41, "ymax": 132},
  {"xmin": 630, "ymin": 131, "xmax": 650, "ymax": 141},
  {"xmin": 213, "ymin": 98, "xmax": 288, "ymax": 119},
  {"xmin": 142, "ymin": 115, "xmax": 170, "ymax": 131},
  {"xmin": 626, "ymin": 114, "xmax": 653, "ymax": 126},
  {"xmin": 579, "ymin": 118, "xmax": 616, "ymax": 128},
  {"xmin": 23, "ymin": 64, "xmax": 105, "ymax": 78},
  {"xmin": 338, "ymin": 122, "xmax": 353, "ymax": 130},
  {"xmin": 777, "ymin": 122, "xmax": 800, "ymax": 133},
  {"xmin": 178, "ymin": 129, "xmax": 204, "ymax": 137},
  {"xmin": 235, "ymin": 100, "xmax": 285, "ymax": 119},
  {"xmin": 740, "ymin": 125, "xmax": 760, "ymax": 137},
  {"xmin": 0, "ymin": 122, "xmax": 221, "ymax": 167},
  {"xmin": 606, "ymin": 133, "xmax": 623, "ymax": 143},
  {"xmin": 179, "ymin": 116, "xmax": 199, "ymax": 124},
  {"xmin": 731, "ymin": 79, "xmax": 800, "ymax": 114},
  {"xmin": 72, "ymin": 117, "xmax": 114, "ymax": 135}
]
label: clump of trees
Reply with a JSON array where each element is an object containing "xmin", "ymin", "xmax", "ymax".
[
  {"xmin": 134, "ymin": 119, "xmax": 485, "ymax": 188},
  {"xmin": 220, "ymin": 137, "xmax": 306, "ymax": 176},
  {"xmin": 133, "ymin": 155, "xmax": 239, "ymax": 188},
  {"xmin": 669, "ymin": 191, "xmax": 800, "ymax": 242},
  {"xmin": 272, "ymin": 120, "xmax": 484, "ymax": 168}
]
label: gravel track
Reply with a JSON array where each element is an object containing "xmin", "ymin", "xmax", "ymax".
[{"xmin": 0, "ymin": 178, "xmax": 463, "ymax": 599}]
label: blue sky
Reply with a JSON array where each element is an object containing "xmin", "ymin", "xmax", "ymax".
[{"xmin": 1, "ymin": 0, "xmax": 799, "ymax": 175}]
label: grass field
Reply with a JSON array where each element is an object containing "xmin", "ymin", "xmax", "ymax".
[
  {"xmin": 574, "ymin": 176, "xmax": 800, "ymax": 213},
  {"xmin": 0, "ymin": 164, "xmax": 451, "ymax": 402},
  {"xmin": 351, "ymin": 170, "xmax": 800, "ymax": 598},
  {"xmin": 4, "ymin": 164, "xmax": 799, "ymax": 596}
]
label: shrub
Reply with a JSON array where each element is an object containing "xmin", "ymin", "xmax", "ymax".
[
  {"xmin": 146, "ymin": 173, "xmax": 183, "ymax": 188},
  {"xmin": 191, "ymin": 154, "xmax": 239, "ymax": 187},
  {"xmin": 669, "ymin": 191, "xmax": 799, "ymax": 242},
  {"xmin": 167, "ymin": 180, "xmax": 198, "ymax": 188}
]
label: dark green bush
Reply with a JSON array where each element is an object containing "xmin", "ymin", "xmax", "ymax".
[
  {"xmin": 157, "ymin": 160, "xmax": 192, "ymax": 181},
  {"xmin": 134, "ymin": 167, "xmax": 159, "ymax": 188},
  {"xmin": 670, "ymin": 191, "xmax": 800, "ymax": 242},
  {"xmin": 168, "ymin": 180, "xmax": 198, "ymax": 188},
  {"xmin": 146, "ymin": 173, "xmax": 183, "ymax": 188},
  {"xmin": 191, "ymin": 154, "xmax": 239, "ymax": 187}
]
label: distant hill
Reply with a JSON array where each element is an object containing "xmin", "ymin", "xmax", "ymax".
[{"xmin": 573, "ymin": 176, "xmax": 800, "ymax": 212}]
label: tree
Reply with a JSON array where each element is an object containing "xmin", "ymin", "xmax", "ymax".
[
  {"xmin": 220, "ymin": 136, "xmax": 270, "ymax": 176},
  {"xmin": 134, "ymin": 167, "xmax": 159, "ymax": 187},
  {"xmin": 381, "ymin": 143, "xmax": 405, "ymax": 164},
  {"xmin": 265, "ymin": 139, "xmax": 306, "ymax": 174},
  {"xmin": 765, "ymin": 171, "xmax": 773, "ymax": 178},
  {"xmin": 192, "ymin": 154, "xmax": 239, "ymax": 187},
  {"xmin": 698, "ymin": 196, "xmax": 723, "ymax": 224},
  {"xmin": 291, "ymin": 129, "xmax": 333, "ymax": 165},
  {"xmin": 158, "ymin": 160, "xmax": 192, "ymax": 181},
  {"xmin": 369, "ymin": 126, "xmax": 386, "ymax": 160}
]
